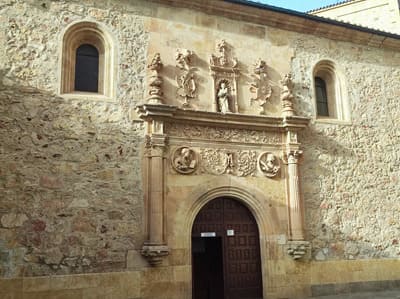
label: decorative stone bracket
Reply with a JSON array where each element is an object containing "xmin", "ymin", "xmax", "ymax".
[{"xmin": 286, "ymin": 240, "xmax": 311, "ymax": 260}]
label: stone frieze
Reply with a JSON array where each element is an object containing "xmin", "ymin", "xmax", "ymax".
[{"xmin": 165, "ymin": 123, "xmax": 282, "ymax": 145}]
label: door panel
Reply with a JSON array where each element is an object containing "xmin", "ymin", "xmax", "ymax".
[{"xmin": 192, "ymin": 197, "xmax": 263, "ymax": 299}]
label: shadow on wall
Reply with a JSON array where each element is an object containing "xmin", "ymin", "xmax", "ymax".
[
  {"xmin": 0, "ymin": 73, "xmax": 146, "ymax": 278},
  {"xmin": 299, "ymin": 125, "xmax": 395, "ymax": 262}
]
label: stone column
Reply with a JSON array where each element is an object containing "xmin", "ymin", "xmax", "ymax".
[
  {"xmin": 141, "ymin": 121, "xmax": 169, "ymax": 266},
  {"xmin": 285, "ymin": 149, "xmax": 305, "ymax": 241}
]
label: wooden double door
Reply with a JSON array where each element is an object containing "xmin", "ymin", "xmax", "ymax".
[{"xmin": 192, "ymin": 197, "xmax": 263, "ymax": 299}]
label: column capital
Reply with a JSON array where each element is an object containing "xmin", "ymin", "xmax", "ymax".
[{"xmin": 283, "ymin": 149, "xmax": 303, "ymax": 164}]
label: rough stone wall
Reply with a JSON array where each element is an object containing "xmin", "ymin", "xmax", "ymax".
[
  {"xmin": 292, "ymin": 37, "xmax": 400, "ymax": 260},
  {"xmin": 0, "ymin": 0, "xmax": 149, "ymax": 277}
]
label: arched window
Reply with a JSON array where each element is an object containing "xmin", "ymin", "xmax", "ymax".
[
  {"xmin": 60, "ymin": 21, "xmax": 115, "ymax": 98},
  {"xmin": 313, "ymin": 60, "xmax": 349, "ymax": 121},
  {"xmin": 315, "ymin": 76, "xmax": 329, "ymax": 117},
  {"xmin": 75, "ymin": 44, "xmax": 99, "ymax": 92}
]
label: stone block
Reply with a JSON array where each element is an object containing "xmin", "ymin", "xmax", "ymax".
[{"xmin": 23, "ymin": 276, "xmax": 51, "ymax": 292}]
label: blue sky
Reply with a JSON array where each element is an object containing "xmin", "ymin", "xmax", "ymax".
[{"xmin": 253, "ymin": 0, "xmax": 344, "ymax": 12}]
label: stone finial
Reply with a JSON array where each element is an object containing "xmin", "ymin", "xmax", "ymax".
[
  {"xmin": 175, "ymin": 49, "xmax": 196, "ymax": 108},
  {"xmin": 147, "ymin": 53, "xmax": 164, "ymax": 104},
  {"xmin": 209, "ymin": 39, "xmax": 238, "ymax": 68},
  {"xmin": 250, "ymin": 58, "xmax": 272, "ymax": 115},
  {"xmin": 280, "ymin": 73, "xmax": 295, "ymax": 117}
]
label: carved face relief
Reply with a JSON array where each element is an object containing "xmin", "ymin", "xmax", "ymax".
[
  {"xmin": 171, "ymin": 147, "xmax": 198, "ymax": 174},
  {"xmin": 258, "ymin": 152, "xmax": 280, "ymax": 178}
]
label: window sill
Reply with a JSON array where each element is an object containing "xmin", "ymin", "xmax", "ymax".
[
  {"xmin": 60, "ymin": 92, "xmax": 114, "ymax": 102},
  {"xmin": 314, "ymin": 118, "xmax": 352, "ymax": 125}
]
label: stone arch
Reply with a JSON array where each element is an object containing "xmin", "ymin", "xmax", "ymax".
[
  {"xmin": 59, "ymin": 20, "xmax": 117, "ymax": 99},
  {"xmin": 183, "ymin": 181, "xmax": 281, "ymax": 299}
]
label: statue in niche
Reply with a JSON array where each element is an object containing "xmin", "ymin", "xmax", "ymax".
[
  {"xmin": 250, "ymin": 59, "xmax": 272, "ymax": 114},
  {"xmin": 172, "ymin": 147, "xmax": 197, "ymax": 174},
  {"xmin": 217, "ymin": 80, "xmax": 231, "ymax": 113},
  {"xmin": 258, "ymin": 152, "xmax": 280, "ymax": 178},
  {"xmin": 209, "ymin": 39, "xmax": 240, "ymax": 113},
  {"xmin": 175, "ymin": 49, "xmax": 196, "ymax": 108},
  {"xmin": 280, "ymin": 73, "xmax": 295, "ymax": 116}
]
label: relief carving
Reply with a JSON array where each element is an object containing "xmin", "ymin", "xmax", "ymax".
[
  {"xmin": 171, "ymin": 147, "xmax": 198, "ymax": 174},
  {"xmin": 166, "ymin": 123, "xmax": 282, "ymax": 145},
  {"xmin": 258, "ymin": 152, "xmax": 280, "ymax": 178},
  {"xmin": 147, "ymin": 53, "xmax": 164, "ymax": 104},
  {"xmin": 237, "ymin": 150, "xmax": 257, "ymax": 177},
  {"xmin": 175, "ymin": 49, "xmax": 196, "ymax": 108},
  {"xmin": 280, "ymin": 73, "xmax": 295, "ymax": 116},
  {"xmin": 209, "ymin": 40, "xmax": 240, "ymax": 113},
  {"xmin": 250, "ymin": 59, "xmax": 272, "ymax": 115},
  {"xmin": 200, "ymin": 149, "xmax": 257, "ymax": 177}
]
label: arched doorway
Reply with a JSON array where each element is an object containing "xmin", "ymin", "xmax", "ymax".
[{"xmin": 192, "ymin": 197, "xmax": 263, "ymax": 299}]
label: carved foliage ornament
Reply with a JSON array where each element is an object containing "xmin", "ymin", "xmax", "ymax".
[
  {"xmin": 175, "ymin": 49, "xmax": 196, "ymax": 108},
  {"xmin": 250, "ymin": 59, "xmax": 272, "ymax": 115},
  {"xmin": 171, "ymin": 147, "xmax": 198, "ymax": 174},
  {"xmin": 258, "ymin": 152, "xmax": 280, "ymax": 178},
  {"xmin": 166, "ymin": 123, "xmax": 282, "ymax": 145}
]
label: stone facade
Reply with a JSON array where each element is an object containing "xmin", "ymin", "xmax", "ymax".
[
  {"xmin": 311, "ymin": 0, "xmax": 400, "ymax": 34},
  {"xmin": 0, "ymin": 0, "xmax": 399, "ymax": 298}
]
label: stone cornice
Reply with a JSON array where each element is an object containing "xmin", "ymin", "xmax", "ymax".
[
  {"xmin": 149, "ymin": 0, "xmax": 400, "ymax": 51},
  {"xmin": 136, "ymin": 104, "xmax": 310, "ymax": 132}
]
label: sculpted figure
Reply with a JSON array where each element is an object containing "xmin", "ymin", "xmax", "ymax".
[
  {"xmin": 173, "ymin": 147, "xmax": 197, "ymax": 174},
  {"xmin": 280, "ymin": 73, "xmax": 295, "ymax": 116},
  {"xmin": 217, "ymin": 81, "xmax": 231, "ymax": 113},
  {"xmin": 259, "ymin": 152, "xmax": 280, "ymax": 177}
]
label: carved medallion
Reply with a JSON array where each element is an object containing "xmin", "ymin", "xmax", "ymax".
[
  {"xmin": 258, "ymin": 152, "xmax": 280, "ymax": 178},
  {"xmin": 147, "ymin": 53, "xmax": 164, "ymax": 104},
  {"xmin": 171, "ymin": 147, "xmax": 198, "ymax": 174}
]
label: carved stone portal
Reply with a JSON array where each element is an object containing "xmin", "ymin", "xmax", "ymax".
[
  {"xmin": 258, "ymin": 152, "xmax": 280, "ymax": 178},
  {"xmin": 250, "ymin": 59, "xmax": 272, "ymax": 115},
  {"xmin": 175, "ymin": 49, "xmax": 196, "ymax": 108},
  {"xmin": 171, "ymin": 146, "xmax": 198, "ymax": 174},
  {"xmin": 209, "ymin": 40, "xmax": 240, "ymax": 113}
]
